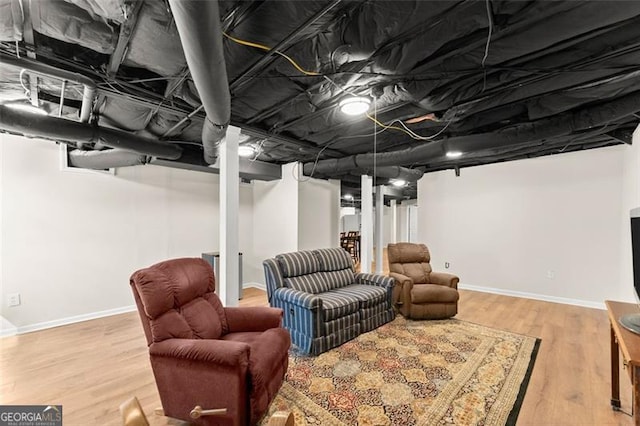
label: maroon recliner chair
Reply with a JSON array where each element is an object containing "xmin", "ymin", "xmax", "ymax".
[{"xmin": 130, "ymin": 258, "xmax": 291, "ymax": 426}]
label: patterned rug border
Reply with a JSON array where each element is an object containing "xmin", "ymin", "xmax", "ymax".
[
  {"xmin": 267, "ymin": 317, "xmax": 541, "ymax": 426},
  {"xmin": 506, "ymin": 337, "xmax": 541, "ymax": 425}
]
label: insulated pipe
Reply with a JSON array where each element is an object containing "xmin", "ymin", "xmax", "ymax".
[
  {"xmin": 68, "ymin": 148, "xmax": 147, "ymax": 169},
  {"xmin": 362, "ymin": 166, "xmax": 424, "ymax": 182},
  {"xmin": 304, "ymin": 89, "xmax": 640, "ymax": 175},
  {"xmin": 169, "ymin": 0, "xmax": 230, "ymax": 164},
  {"xmin": 0, "ymin": 51, "xmax": 97, "ymax": 122},
  {"xmin": 0, "ymin": 105, "xmax": 183, "ymax": 159}
]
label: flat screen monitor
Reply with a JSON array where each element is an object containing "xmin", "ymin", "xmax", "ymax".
[{"xmin": 620, "ymin": 207, "xmax": 640, "ymax": 334}]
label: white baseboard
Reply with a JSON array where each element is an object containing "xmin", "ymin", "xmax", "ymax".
[
  {"xmin": 7, "ymin": 305, "xmax": 138, "ymax": 336},
  {"xmin": 0, "ymin": 317, "xmax": 17, "ymax": 338},
  {"xmin": 458, "ymin": 283, "xmax": 605, "ymax": 310},
  {"xmin": 243, "ymin": 282, "xmax": 266, "ymax": 291}
]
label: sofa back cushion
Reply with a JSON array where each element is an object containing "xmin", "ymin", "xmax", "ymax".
[
  {"xmin": 276, "ymin": 250, "xmax": 320, "ymax": 277},
  {"xmin": 314, "ymin": 248, "xmax": 355, "ymax": 290},
  {"xmin": 314, "ymin": 248, "xmax": 354, "ymax": 272},
  {"xmin": 284, "ymin": 272, "xmax": 333, "ymax": 294},
  {"xmin": 388, "ymin": 243, "xmax": 432, "ymax": 284},
  {"xmin": 130, "ymin": 258, "xmax": 228, "ymax": 345}
]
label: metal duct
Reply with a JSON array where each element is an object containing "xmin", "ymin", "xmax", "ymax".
[
  {"xmin": 359, "ymin": 166, "xmax": 424, "ymax": 182},
  {"xmin": 169, "ymin": 0, "xmax": 230, "ymax": 165},
  {"xmin": 68, "ymin": 148, "xmax": 147, "ymax": 169},
  {"xmin": 304, "ymin": 89, "xmax": 640, "ymax": 175},
  {"xmin": 0, "ymin": 105, "xmax": 183, "ymax": 159},
  {"xmin": 0, "ymin": 51, "xmax": 96, "ymax": 122}
]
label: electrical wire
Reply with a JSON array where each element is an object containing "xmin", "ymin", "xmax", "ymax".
[
  {"xmin": 482, "ymin": 0, "xmax": 494, "ymax": 92},
  {"xmin": 223, "ymin": 32, "xmax": 321, "ymax": 76},
  {"xmin": 366, "ymin": 113, "xmax": 452, "ymax": 141}
]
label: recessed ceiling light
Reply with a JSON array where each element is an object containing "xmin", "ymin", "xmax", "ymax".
[
  {"xmin": 344, "ymin": 194, "xmax": 354, "ymax": 200},
  {"xmin": 391, "ymin": 179, "xmax": 406, "ymax": 187},
  {"xmin": 446, "ymin": 151, "xmax": 463, "ymax": 158},
  {"xmin": 3, "ymin": 102, "xmax": 48, "ymax": 116},
  {"xmin": 238, "ymin": 145, "xmax": 256, "ymax": 157},
  {"xmin": 339, "ymin": 96, "xmax": 371, "ymax": 115}
]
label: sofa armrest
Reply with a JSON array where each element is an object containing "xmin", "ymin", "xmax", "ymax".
[
  {"xmin": 149, "ymin": 338, "xmax": 250, "ymax": 368},
  {"xmin": 272, "ymin": 287, "xmax": 321, "ymax": 310},
  {"xmin": 354, "ymin": 272, "xmax": 395, "ymax": 288},
  {"xmin": 430, "ymin": 272, "xmax": 459, "ymax": 289},
  {"xmin": 224, "ymin": 306, "xmax": 283, "ymax": 333}
]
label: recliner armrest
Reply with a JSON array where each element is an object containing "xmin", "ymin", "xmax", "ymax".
[
  {"xmin": 225, "ymin": 306, "xmax": 283, "ymax": 333},
  {"xmin": 272, "ymin": 287, "xmax": 321, "ymax": 310},
  {"xmin": 149, "ymin": 338, "xmax": 250, "ymax": 368},
  {"xmin": 430, "ymin": 272, "xmax": 459, "ymax": 289},
  {"xmin": 354, "ymin": 272, "xmax": 395, "ymax": 288},
  {"xmin": 388, "ymin": 272, "xmax": 413, "ymax": 305},
  {"xmin": 389, "ymin": 272, "xmax": 412, "ymax": 286}
]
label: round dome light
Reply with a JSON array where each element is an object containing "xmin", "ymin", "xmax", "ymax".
[
  {"xmin": 339, "ymin": 96, "xmax": 371, "ymax": 115},
  {"xmin": 391, "ymin": 179, "xmax": 407, "ymax": 187},
  {"xmin": 238, "ymin": 145, "xmax": 256, "ymax": 157}
]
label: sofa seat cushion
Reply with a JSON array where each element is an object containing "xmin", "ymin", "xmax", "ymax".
[
  {"xmin": 411, "ymin": 284, "xmax": 459, "ymax": 304},
  {"xmin": 334, "ymin": 284, "xmax": 387, "ymax": 308},
  {"xmin": 284, "ymin": 272, "xmax": 332, "ymax": 294},
  {"xmin": 317, "ymin": 290, "xmax": 360, "ymax": 321}
]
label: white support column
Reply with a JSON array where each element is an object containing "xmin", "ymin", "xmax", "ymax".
[
  {"xmin": 219, "ymin": 125, "xmax": 240, "ymax": 307},
  {"xmin": 390, "ymin": 199, "xmax": 397, "ymax": 243},
  {"xmin": 360, "ymin": 175, "xmax": 373, "ymax": 273},
  {"xmin": 375, "ymin": 186, "xmax": 384, "ymax": 273}
]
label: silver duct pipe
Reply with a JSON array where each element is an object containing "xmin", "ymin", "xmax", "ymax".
[
  {"xmin": 0, "ymin": 104, "xmax": 183, "ymax": 159},
  {"xmin": 1, "ymin": 51, "xmax": 96, "ymax": 122},
  {"xmin": 169, "ymin": 0, "xmax": 230, "ymax": 165},
  {"xmin": 360, "ymin": 166, "xmax": 424, "ymax": 182},
  {"xmin": 68, "ymin": 148, "xmax": 147, "ymax": 169},
  {"xmin": 304, "ymin": 89, "xmax": 640, "ymax": 175}
]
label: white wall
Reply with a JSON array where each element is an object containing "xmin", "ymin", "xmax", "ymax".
[
  {"xmin": 298, "ymin": 178, "xmax": 340, "ymax": 250},
  {"xmin": 249, "ymin": 163, "xmax": 299, "ymax": 284},
  {"xmin": 418, "ymin": 145, "xmax": 631, "ymax": 308},
  {"xmin": 0, "ymin": 134, "xmax": 254, "ymax": 330},
  {"xmin": 620, "ymin": 126, "xmax": 640, "ymax": 301}
]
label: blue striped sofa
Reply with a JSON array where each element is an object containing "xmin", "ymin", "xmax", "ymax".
[{"xmin": 263, "ymin": 248, "xmax": 395, "ymax": 355}]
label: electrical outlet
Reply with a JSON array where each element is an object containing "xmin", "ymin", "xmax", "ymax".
[
  {"xmin": 546, "ymin": 270, "xmax": 555, "ymax": 280},
  {"xmin": 445, "ymin": 262, "xmax": 450, "ymax": 269},
  {"xmin": 7, "ymin": 293, "xmax": 21, "ymax": 307}
]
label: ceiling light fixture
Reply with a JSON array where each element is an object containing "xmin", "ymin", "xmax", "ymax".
[
  {"xmin": 446, "ymin": 151, "xmax": 463, "ymax": 158},
  {"xmin": 3, "ymin": 101, "xmax": 48, "ymax": 116},
  {"xmin": 391, "ymin": 179, "xmax": 406, "ymax": 187},
  {"xmin": 339, "ymin": 96, "xmax": 371, "ymax": 115},
  {"xmin": 238, "ymin": 145, "xmax": 256, "ymax": 157},
  {"xmin": 344, "ymin": 194, "xmax": 354, "ymax": 200}
]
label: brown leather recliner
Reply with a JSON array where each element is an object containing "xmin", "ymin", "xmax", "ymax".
[
  {"xmin": 130, "ymin": 258, "xmax": 291, "ymax": 426},
  {"xmin": 387, "ymin": 243, "xmax": 459, "ymax": 319}
]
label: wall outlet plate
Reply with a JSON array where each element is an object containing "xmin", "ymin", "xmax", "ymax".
[{"xmin": 7, "ymin": 293, "xmax": 21, "ymax": 307}]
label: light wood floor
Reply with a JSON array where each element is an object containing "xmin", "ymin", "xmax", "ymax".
[{"xmin": 0, "ymin": 287, "xmax": 633, "ymax": 425}]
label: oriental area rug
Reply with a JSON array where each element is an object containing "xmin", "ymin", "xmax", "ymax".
[{"xmin": 261, "ymin": 317, "xmax": 539, "ymax": 426}]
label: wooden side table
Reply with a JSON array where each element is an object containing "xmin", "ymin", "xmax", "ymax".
[{"xmin": 605, "ymin": 300, "xmax": 640, "ymax": 425}]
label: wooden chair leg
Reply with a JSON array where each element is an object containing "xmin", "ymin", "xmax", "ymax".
[
  {"xmin": 119, "ymin": 397, "xmax": 150, "ymax": 426},
  {"xmin": 268, "ymin": 411, "xmax": 294, "ymax": 426}
]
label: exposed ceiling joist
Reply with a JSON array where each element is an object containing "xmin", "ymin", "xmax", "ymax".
[{"xmin": 107, "ymin": 1, "xmax": 144, "ymax": 78}]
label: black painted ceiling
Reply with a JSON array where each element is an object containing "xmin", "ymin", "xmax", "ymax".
[{"xmin": 1, "ymin": 0, "xmax": 640, "ymax": 201}]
